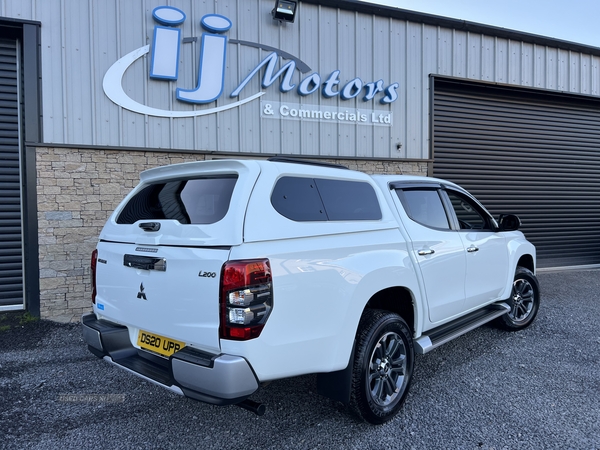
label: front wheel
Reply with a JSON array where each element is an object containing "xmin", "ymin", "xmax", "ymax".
[
  {"xmin": 350, "ymin": 309, "xmax": 414, "ymax": 424},
  {"xmin": 495, "ymin": 266, "xmax": 540, "ymax": 331}
]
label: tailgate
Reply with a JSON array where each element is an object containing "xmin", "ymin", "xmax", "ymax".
[
  {"xmin": 95, "ymin": 242, "xmax": 229, "ymax": 354},
  {"xmin": 93, "ymin": 160, "xmax": 262, "ymax": 355}
]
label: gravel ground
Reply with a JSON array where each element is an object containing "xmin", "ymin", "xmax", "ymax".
[{"xmin": 1, "ymin": 270, "xmax": 599, "ymax": 450}]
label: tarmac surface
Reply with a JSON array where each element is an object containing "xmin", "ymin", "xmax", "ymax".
[{"xmin": 0, "ymin": 269, "xmax": 599, "ymax": 449}]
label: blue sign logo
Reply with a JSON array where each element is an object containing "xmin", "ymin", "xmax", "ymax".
[{"xmin": 103, "ymin": 7, "xmax": 399, "ymax": 118}]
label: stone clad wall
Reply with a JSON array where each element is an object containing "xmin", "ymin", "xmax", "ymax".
[{"xmin": 35, "ymin": 147, "xmax": 428, "ymax": 322}]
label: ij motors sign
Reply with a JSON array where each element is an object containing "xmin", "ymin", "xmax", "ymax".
[{"xmin": 103, "ymin": 6, "xmax": 398, "ymax": 125}]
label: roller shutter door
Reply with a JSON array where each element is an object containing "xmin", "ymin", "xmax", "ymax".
[
  {"xmin": 0, "ymin": 38, "xmax": 24, "ymax": 309},
  {"xmin": 433, "ymin": 78, "xmax": 600, "ymax": 268}
]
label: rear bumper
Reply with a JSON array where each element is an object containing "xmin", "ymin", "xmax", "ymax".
[{"xmin": 81, "ymin": 313, "xmax": 259, "ymax": 405}]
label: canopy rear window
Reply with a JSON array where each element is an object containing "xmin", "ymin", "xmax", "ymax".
[{"xmin": 117, "ymin": 176, "xmax": 238, "ymax": 225}]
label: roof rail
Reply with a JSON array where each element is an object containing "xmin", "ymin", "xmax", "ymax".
[{"xmin": 267, "ymin": 157, "xmax": 349, "ymax": 170}]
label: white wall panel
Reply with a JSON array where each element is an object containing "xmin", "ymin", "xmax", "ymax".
[
  {"xmin": 533, "ymin": 45, "xmax": 546, "ymax": 89},
  {"xmin": 437, "ymin": 28, "xmax": 452, "ymax": 77},
  {"xmin": 316, "ymin": 6, "xmax": 338, "ymax": 158},
  {"xmin": 145, "ymin": 0, "xmax": 170, "ymax": 150},
  {"xmin": 405, "ymin": 22, "xmax": 423, "ymax": 159},
  {"xmin": 546, "ymin": 47, "xmax": 559, "ymax": 90},
  {"xmin": 390, "ymin": 20, "xmax": 407, "ymax": 159},
  {"xmin": 2, "ymin": 0, "xmax": 600, "ymax": 160},
  {"xmin": 481, "ymin": 36, "xmax": 495, "ymax": 82},
  {"xmin": 117, "ymin": 2, "xmax": 146, "ymax": 147},
  {"xmin": 421, "ymin": 25, "xmax": 437, "ymax": 160},
  {"xmin": 170, "ymin": 0, "xmax": 197, "ymax": 151},
  {"xmin": 570, "ymin": 52, "xmax": 581, "ymax": 92},
  {"xmin": 296, "ymin": 2, "xmax": 319, "ymax": 156},
  {"xmin": 495, "ymin": 38, "xmax": 509, "ymax": 83},
  {"xmin": 452, "ymin": 31, "xmax": 468, "ymax": 79},
  {"xmin": 467, "ymin": 33, "xmax": 481, "ymax": 79},
  {"xmin": 354, "ymin": 12, "xmax": 372, "ymax": 158},
  {"xmin": 37, "ymin": 0, "xmax": 64, "ymax": 143},
  {"xmin": 580, "ymin": 54, "xmax": 592, "ymax": 95},
  {"xmin": 521, "ymin": 43, "xmax": 534, "ymax": 86},
  {"xmin": 92, "ymin": 0, "xmax": 123, "ymax": 147},
  {"xmin": 336, "ymin": 9, "xmax": 355, "ymax": 158},
  {"xmin": 259, "ymin": 0, "xmax": 283, "ymax": 155},
  {"xmin": 2, "ymin": 0, "xmax": 32, "ymax": 20},
  {"xmin": 215, "ymin": 0, "xmax": 241, "ymax": 153},
  {"xmin": 234, "ymin": 0, "xmax": 260, "ymax": 153},
  {"xmin": 508, "ymin": 41, "xmax": 521, "ymax": 85},
  {"xmin": 63, "ymin": 0, "xmax": 93, "ymax": 145},
  {"xmin": 558, "ymin": 49, "xmax": 569, "ymax": 91},
  {"xmin": 592, "ymin": 56, "xmax": 599, "ymax": 96},
  {"xmin": 277, "ymin": 1, "xmax": 301, "ymax": 156},
  {"xmin": 373, "ymin": 16, "xmax": 394, "ymax": 159}
]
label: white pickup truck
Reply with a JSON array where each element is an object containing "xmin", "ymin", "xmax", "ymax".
[{"xmin": 82, "ymin": 158, "xmax": 539, "ymax": 424}]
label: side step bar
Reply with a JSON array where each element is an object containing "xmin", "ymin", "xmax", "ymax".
[{"xmin": 414, "ymin": 303, "xmax": 510, "ymax": 354}]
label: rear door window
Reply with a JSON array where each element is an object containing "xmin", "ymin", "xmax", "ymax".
[
  {"xmin": 395, "ymin": 189, "xmax": 451, "ymax": 230},
  {"xmin": 117, "ymin": 176, "xmax": 237, "ymax": 225}
]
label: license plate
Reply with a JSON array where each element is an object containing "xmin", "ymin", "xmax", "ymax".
[{"xmin": 137, "ymin": 330, "xmax": 185, "ymax": 357}]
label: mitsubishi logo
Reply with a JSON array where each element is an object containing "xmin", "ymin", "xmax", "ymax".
[{"xmin": 137, "ymin": 283, "xmax": 147, "ymax": 300}]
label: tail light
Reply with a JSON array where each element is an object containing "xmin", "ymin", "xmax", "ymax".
[
  {"xmin": 91, "ymin": 249, "xmax": 98, "ymax": 304},
  {"xmin": 220, "ymin": 259, "xmax": 273, "ymax": 340}
]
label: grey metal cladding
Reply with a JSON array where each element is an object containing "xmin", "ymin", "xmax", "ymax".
[{"xmin": 0, "ymin": 0, "xmax": 599, "ymax": 159}]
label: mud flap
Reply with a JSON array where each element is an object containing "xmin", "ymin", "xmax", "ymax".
[{"xmin": 316, "ymin": 341, "xmax": 355, "ymax": 404}]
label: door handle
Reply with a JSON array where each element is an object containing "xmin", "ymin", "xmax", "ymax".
[
  {"xmin": 418, "ymin": 249, "xmax": 435, "ymax": 256},
  {"xmin": 139, "ymin": 222, "xmax": 161, "ymax": 232},
  {"xmin": 467, "ymin": 246, "xmax": 479, "ymax": 253},
  {"xmin": 124, "ymin": 254, "xmax": 167, "ymax": 271}
]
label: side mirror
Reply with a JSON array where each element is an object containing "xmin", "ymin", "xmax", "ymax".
[{"xmin": 498, "ymin": 214, "xmax": 521, "ymax": 231}]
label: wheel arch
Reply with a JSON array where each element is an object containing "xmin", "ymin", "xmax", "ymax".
[
  {"xmin": 316, "ymin": 285, "xmax": 417, "ymax": 405},
  {"xmin": 517, "ymin": 254, "xmax": 535, "ymax": 273},
  {"xmin": 364, "ymin": 286, "xmax": 415, "ymax": 334}
]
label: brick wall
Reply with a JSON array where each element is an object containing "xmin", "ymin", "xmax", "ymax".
[{"xmin": 36, "ymin": 147, "xmax": 428, "ymax": 322}]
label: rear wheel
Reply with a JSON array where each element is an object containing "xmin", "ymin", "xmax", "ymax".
[
  {"xmin": 350, "ymin": 309, "xmax": 414, "ymax": 424},
  {"xmin": 496, "ymin": 267, "xmax": 540, "ymax": 331}
]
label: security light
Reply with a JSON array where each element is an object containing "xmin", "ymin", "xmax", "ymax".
[{"xmin": 272, "ymin": 0, "xmax": 297, "ymax": 23}]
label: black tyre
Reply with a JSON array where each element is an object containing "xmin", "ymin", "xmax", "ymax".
[
  {"xmin": 495, "ymin": 266, "xmax": 540, "ymax": 331},
  {"xmin": 350, "ymin": 309, "xmax": 414, "ymax": 424}
]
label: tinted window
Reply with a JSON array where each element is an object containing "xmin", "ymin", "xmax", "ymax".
[
  {"xmin": 117, "ymin": 176, "xmax": 237, "ymax": 225},
  {"xmin": 446, "ymin": 190, "xmax": 490, "ymax": 230},
  {"xmin": 396, "ymin": 189, "xmax": 450, "ymax": 230},
  {"xmin": 271, "ymin": 177, "xmax": 382, "ymax": 221},
  {"xmin": 270, "ymin": 177, "xmax": 328, "ymax": 221},
  {"xmin": 315, "ymin": 179, "xmax": 382, "ymax": 221}
]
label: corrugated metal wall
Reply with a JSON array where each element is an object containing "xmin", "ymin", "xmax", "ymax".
[
  {"xmin": 0, "ymin": 37, "xmax": 24, "ymax": 309},
  {"xmin": 432, "ymin": 78, "xmax": 600, "ymax": 268},
  {"xmin": 1, "ymin": 0, "xmax": 599, "ymax": 159}
]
